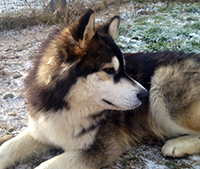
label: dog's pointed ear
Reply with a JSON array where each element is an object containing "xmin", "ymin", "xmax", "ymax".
[
  {"xmin": 69, "ymin": 9, "xmax": 95, "ymax": 48},
  {"xmin": 82, "ymin": 10, "xmax": 95, "ymax": 47},
  {"xmin": 102, "ymin": 15, "xmax": 120, "ymax": 40},
  {"xmin": 108, "ymin": 15, "xmax": 120, "ymax": 39}
]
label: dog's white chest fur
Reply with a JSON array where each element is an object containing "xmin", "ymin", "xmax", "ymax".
[{"xmin": 28, "ymin": 109, "xmax": 98, "ymax": 151}]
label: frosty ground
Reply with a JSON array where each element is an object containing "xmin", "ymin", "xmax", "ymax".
[{"xmin": 0, "ymin": 2, "xmax": 200, "ymax": 168}]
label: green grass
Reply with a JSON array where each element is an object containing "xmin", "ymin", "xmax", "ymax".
[
  {"xmin": 117, "ymin": 2, "xmax": 200, "ymax": 53},
  {"xmin": 184, "ymin": 4, "xmax": 200, "ymax": 13},
  {"xmin": 184, "ymin": 21, "xmax": 200, "ymax": 29},
  {"xmin": 164, "ymin": 160, "xmax": 194, "ymax": 169}
]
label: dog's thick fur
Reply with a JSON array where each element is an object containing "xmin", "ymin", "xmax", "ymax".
[{"xmin": 1, "ymin": 9, "xmax": 200, "ymax": 169}]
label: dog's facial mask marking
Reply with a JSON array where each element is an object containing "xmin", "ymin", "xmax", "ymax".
[
  {"xmin": 100, "ymin": 56, "xmax": 119, "ymax": 77},
  {"xmin": 68, "ymin": 56, "xmax": 147, "ymax": 111}
]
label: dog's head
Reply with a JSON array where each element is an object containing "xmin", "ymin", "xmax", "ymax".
[{"xmin": 26, "ymin": 9, "xmax": 148, "ymax": 113}]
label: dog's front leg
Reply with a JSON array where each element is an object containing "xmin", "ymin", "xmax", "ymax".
[
  {"xmin": 35, "ymin": 150, "xmax": 94, "ymax": 169},
  {"xmin": 0, "ymin": 128, "xmax": 51, "ymax": 169},
  {"xmin": 162, "ymin": 134, "xmax": 200, "ymax": 157}
]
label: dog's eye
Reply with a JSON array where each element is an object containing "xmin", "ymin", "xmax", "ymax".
[{"xmin": 103, "ymin": 67, "xmax": 115, "ymax": 74}]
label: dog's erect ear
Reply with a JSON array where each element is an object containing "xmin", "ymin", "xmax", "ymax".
[
  {"xmin": 69, "ymin": 9, "xmax": 95, "ymax": 48},
  {"xmin": 82, "ymin": 10, "xmax": 95, "ymax": 47},
  {"xmin": 101, "ymin": 15, "xmax": 120, "ymax": 40},
  {"xmin": 108, "ymin": 15, "xmax": 120, "ymax": 39}
]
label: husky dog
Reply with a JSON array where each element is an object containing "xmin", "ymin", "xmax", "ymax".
[
  {"xmin": 0, "ymin": 9, "xmax": 147, "ymax": 169},
  {"xmin": 1, "ymin": 9, "xmax": 200, "ymax": 169}
]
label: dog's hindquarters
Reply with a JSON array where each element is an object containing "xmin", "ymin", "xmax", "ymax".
[
  {"xmin": 124, "ymin": 51, "xmax": 200, "ymax": 157},
  {"xmin": 150, "ymin": 60, "xmax": 200, "ymax": 137},
  {"xmin": 149, "ymin": 58, "xmax": 200, "ymax": 157}
]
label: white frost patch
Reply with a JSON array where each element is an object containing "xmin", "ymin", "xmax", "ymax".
[
  {"xmin": 118, "ymin": 36, "xmax": 146, "ymax": 53},
  {"xmin": 189, "ymin": 33, "xmax": 200, "ymax": 39},
  {"xmin": 144, "ymin": 159, "xmax": 165, "ymax": 169},
  {"xmin": 0, "ymin": 0, "xmax": 47, "ymax": 15}
]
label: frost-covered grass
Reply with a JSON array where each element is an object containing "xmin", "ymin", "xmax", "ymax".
[{"xmin": 117, "ymin": 2, "xmax": 200, "ymax": 54}]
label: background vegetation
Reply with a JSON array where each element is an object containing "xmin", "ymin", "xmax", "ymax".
[
  {"xmin": 0, "ymin": 0, "xmax": 199, "ymax": 31},
  {"xmin": 1, "ymin": 0, "xmax": 199, "ymax": 53},
  {"xmin": 117, "ymin": 2, "xmax": 200, "ymax": 53}
]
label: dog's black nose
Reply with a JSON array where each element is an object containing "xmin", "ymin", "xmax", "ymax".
[{"xmin": 137, "ymin": 91, "xmax": 149, "ymax": 102}]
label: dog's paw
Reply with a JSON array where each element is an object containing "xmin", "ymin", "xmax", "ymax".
[
  {"xmin": 162, "ymin": 139, "xmax": 187, "ymax": 157},
  {"xmin": 162, "ymin": 135, "xmax": 200, "ymax": 157}
]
